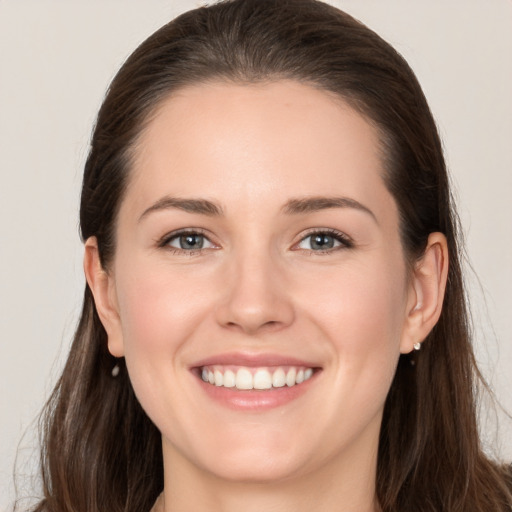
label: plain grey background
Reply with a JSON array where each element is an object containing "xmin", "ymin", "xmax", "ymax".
[{"xmin": 1, "ymin": 1, "xmax": 511, "ymax": 509}]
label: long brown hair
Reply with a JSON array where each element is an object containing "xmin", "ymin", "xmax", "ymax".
[{"xmin": 29, "ymin": 1, "xmax": 511, "ymax": 511}]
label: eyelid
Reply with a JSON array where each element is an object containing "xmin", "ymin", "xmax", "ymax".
[
  {"xmin": 157, "ymin": 228, "xmax": 218, "ymax": 252},
  {"xmin": 156, "ymin": 227, "xmax": 352, "ymax": 254},
  {"xmin": 292, "ymin": 228, "xmax": 354, "ymax": 252}
]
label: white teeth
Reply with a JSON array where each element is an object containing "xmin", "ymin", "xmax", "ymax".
[
  {"xmin": 223, "ymin": 369, "xmax": 236, "ymax": 388},
  {"xmin": 214, "ymin": 370, "xmax": 223, "ymax": 386},
  {"xmin": 286, "ymin": 368, "xmax": 296, "ymax": 387},
  {"xmin": 253, "ymin": 369, "xmax": 272, "ymax": 390},
  {"xmin": 201, "ymin": 365, "xmax": 315, "ymax": 390},
  {"xmin": 235, "ymin": 368, "xmax": 253, "ymax": 390},
  {"xmin": 272, "ymin": 368, "xmax": 286, "ymax": 388}
]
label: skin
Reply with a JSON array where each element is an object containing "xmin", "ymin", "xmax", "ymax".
[{"xmin": 85, "ymin": 80, "xmax": 448, "ymax": 512}]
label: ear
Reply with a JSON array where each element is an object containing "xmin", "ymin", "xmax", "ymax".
[
  {"xmin": 83, "ymin": 237, "xmax": 125, "ymax": 357},
  {"xmin": 400, "ymin": 232, "xmax": 449, "ymax": 354}
]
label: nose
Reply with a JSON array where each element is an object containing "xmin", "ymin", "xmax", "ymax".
[{"xmin": 215, "ymin": 249, "xmax": 295, "ymax": 335}]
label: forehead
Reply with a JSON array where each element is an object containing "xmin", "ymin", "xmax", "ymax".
[{"xmin": 125, "ymin": 80, "xmax": 395, "ymax": 222}]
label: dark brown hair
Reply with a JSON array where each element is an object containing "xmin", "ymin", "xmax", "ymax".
[{"xmin": 29, "ymin": 1, "xmax": 511, "ymax": 511}]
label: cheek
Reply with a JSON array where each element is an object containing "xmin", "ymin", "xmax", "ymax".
[
  {"xmin": 113, "ymin": 259, "xmax": 213, "ymax": 364},
  {"xmin": 308, "ymin": 258, "xmax": 406, "ymax": 336},
  {"xmin": 301, "ymin": 257, "xmax": 408, "ymax": 389},
  {"xmin": 111, "ymin": 259, "xmax": 220, "ymax": 437}
]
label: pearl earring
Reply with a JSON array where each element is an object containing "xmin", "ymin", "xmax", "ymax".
[
  {"xmin": 111, "ymin": 363, "xmax": 120, "ymax": 377},
  {"xmin": 413, "ymin": 342, "xmax": 421, "ymax": 351}
]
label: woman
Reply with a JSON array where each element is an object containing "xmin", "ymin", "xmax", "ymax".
[{"xmin": 27, "ymin": 0, "xmax": 511, "ymax": 510}]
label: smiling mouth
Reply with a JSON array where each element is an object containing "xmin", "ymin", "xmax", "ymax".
[{"xmin": 200, "ymin": 365, "xmax": 315, "ymax": 390}]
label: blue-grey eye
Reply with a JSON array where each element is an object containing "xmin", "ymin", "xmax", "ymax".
[
  {"xmin": 297, "ymin": 231, "xmax": 349, "ymax": 251},
  {"xmin": 167, "ymin": 232, "xmax": 214, "ymax": 250}
]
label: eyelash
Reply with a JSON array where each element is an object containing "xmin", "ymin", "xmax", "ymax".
[
  {"xmin": 294, "ymin": 228, "xmax": 354, "ymax": 254},
  {"xmin": 157, "ymin": 229, "xmax": 215, "ymax": 256},
  {"xmin": 157, "ymin": 228, "xmax": 354, "ymax": 255}
]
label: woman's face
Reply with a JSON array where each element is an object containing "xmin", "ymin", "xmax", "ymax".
[{"xmin": 103, "ymin": 81, "xmax": 418, "ymax": 483}]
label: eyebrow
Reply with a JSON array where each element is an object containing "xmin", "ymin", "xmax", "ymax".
[
  {"xmin": 282, "ymin": 196, "xmax": 377, "ymax": 223},
  {"xmin": 138, "ymin": 195, "xmax": 376, "ymax": 223},
  {"xmin": 139, "ymin": 196, "xmax": 223, "ymax": 222}
]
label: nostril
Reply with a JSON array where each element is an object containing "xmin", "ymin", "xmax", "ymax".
[
  {"xmin": 215, "ymin": 277, "xmax": 295, "ymax": 333},
  {"xmin": 224, "ymin": 318, "xmax": 284, "ymax": 335}
]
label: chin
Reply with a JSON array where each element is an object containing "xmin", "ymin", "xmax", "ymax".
[{"xmin": 163, "ymin": 422, "xmax": 319, "ymax": 484}]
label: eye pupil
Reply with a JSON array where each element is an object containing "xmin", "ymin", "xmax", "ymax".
[
  {"xmin": 180, "ymin": 234, "xmax": 204, "ymax": 249},
  {"xmin": 311, "ymin": 234, "xmax": 334, "ymax": 250}
]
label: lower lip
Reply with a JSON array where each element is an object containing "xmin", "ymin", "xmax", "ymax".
[{"xmin": 194, "ymin": 371, "xmax": 320, "ymax": 411}]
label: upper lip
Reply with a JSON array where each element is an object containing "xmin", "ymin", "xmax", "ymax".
[{"xmin": 192, "ymin": 352, "xmax": 321, "ymax": 369}]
